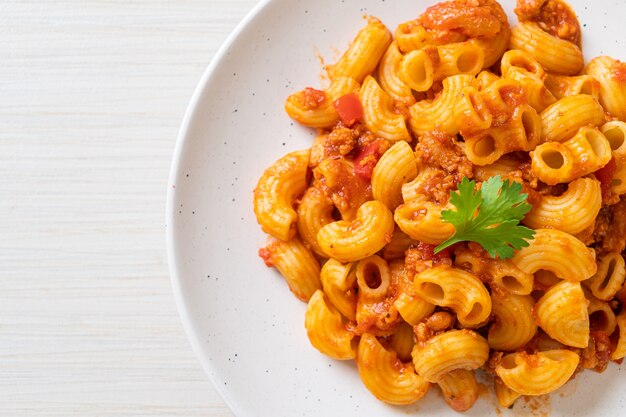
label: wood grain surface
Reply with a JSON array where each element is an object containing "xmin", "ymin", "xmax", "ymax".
[{"xmin": 0, "ymin": 1, "xmax": 259, "ymax": 415}]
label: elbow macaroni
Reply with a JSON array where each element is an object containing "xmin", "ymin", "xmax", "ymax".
[
  {"xmin": 411, "ymin": 330, "xmax": 489, "ymax": 383},
  {"xmin": 510, "ymin": 21, "xmax": 583, "ymax": 75},
  {"xmin": 317, "ymin": 200, "xmax": 394, "ymax": 262},
  {"xmin": 357, "ymin": 333, "xmax": 430, "ymax": 405},
  {"xmin": 413, "ymin": 266, "xmax": 491, "ymax": 328},
  {"xmin": 535, "ymin": 281, "xmax": 590, "ymax": 348},
  {"xmin": 495, "ymin": 350, "xmax": 580, "ymax": 396},
  {"xmin": 531, "ymin": 126, "xmax": 612, "ymax": 185},
  {"xmin": 254, "ymin": 150, "xmax": 310, "ymax": 241}
]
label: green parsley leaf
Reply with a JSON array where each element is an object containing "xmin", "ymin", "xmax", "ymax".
[{"xmin": 434, "ymin": 176, "xmax": 536, "ymax": 259}]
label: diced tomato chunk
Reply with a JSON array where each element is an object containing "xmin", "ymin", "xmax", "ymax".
[
  {"xmin": 596, "ymin": 157, "xmax": 616, "ymax": 199},
  {"xmin": 353, "ymin": 139, "xmax": 388, "ymax": 180},
  {"xmin": 333, "ymin": 93, "xmax": 363, "ymax": 127}
]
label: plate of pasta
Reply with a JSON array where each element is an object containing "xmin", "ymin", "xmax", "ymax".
[{"xmin": 167, "ymin": 0, "xmax": 626, "ymax": 416}]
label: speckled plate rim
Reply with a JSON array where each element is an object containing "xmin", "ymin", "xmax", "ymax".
[{"xmin": 166, "ymin": 1, "xmax": 271, "ymax": 415}]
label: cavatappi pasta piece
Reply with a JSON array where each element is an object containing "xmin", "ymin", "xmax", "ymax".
[
  {"xmin": 320, "ymin": 259, "xmax": 357, "ymax": 321},
  {"xmin": 372, "ymin": 141, "xmax": 418, "ymax": 210},
  {"xmin": 360, "ymin": 76, "xmax": 411, "ymax": 142},
  {"xmin": 472, "ymin": 155, "xmax": 519, "ymax": 182},
  {"xmin": 409, "ymin": 74, "xmax": 473, "ymax": 136},
  {"xmin": 317, "ymin": 200, "xmax": 394, "ymax": 262},
  {"xmin": 383, "ymin": 228, "xmax": 417, "ymax": 261},
  {"xmin": 522, "ymin": 178, "xmax": 602, "ymax": 235},
  {"xmin": 530, "ymin": 126, "xmax": 612, "ymax": 185},
  {"xmin": 437, "ymin": 369, "xmax": 479, "ymax": 412},
  {"xmin": 494, "ymin": 378, "xmax": 521, "ymax": 408},
  {"xmin": 585, "ymin": 252, "xmax": 626, "ymax": 301},
  {"xmin": 601, "ymin": 121, "xmax": 626, "ymax": 195},
  {"xmin": 585, "ymin": 56, "xmax": 626, "ymax": 122},
  {"xmin": 510, "ymin": 22, "xmax": 583, "ymax": 75},
  {"xmin": 327, "ymin": 17, "xmax": 392, "ymax": 83},
  {"xmin": 488, "ymin": 293, "xmax": 537, "ymax": 351},
  {"xmin": 495, "ymin": 350, "xmax": 580, "ymax": 396},
  {"xmin": 297, "ymin": 185, "xmax": 334, "ymax": 257},
  {"xmin": 391, "ymin": 261, "xmax": 435, "ymax": 325},
  {"xmin": 254, "ymin": 150, "xmax": 309, "ymax": 241},
  {"xmin": 378, "ymin": 42, "xmax": 415, "ymax": 105},
  {"xmin": 412, "ymin": 330, "xmax": 489, "ymax": 383},
  {"xmin": 454, "ymin": 86, "xmax": 492, "ymax": 136},
  {"xmin": 394, "ymin": 200, "xmax": 455, "ymax": 245},
  {"xmin": 540, "ymin": 95, "xmax": 606, "ymax": 143},
  {"xmin": 357, "ymin": 334, "xmax": 430, "ymax": 405},
  {"xmin": 464, "ymin": 104, "xmax": 541, "ymax": 166},
  {"xmin": 611, "ymin": 310, "xmax": 626, "ymax": 360},
  {"xmin": 388, "ymin": 322, "xmax": 416, "ymax": 362},
  {"xmin": 511, "ymin": 229, "xmax": 596, "ymax": 282},
  {"xmin": 454, "ymin": 249, "xmax": 534, "ymax": 295},
  {"xmin": 261, "ymin": 237, "xmax": 322, "ymax": 301},
  {"xmin": 284, "ymin": 77, "xmax": 360, "ymax": 128},
  {"xmin": 587, "ymin": 295, "xmax": 617, "ymax": 335},
  {"xmin": 413, "ymin": 265, "xmax": 491, "ymax": 328},
  {"xmin": 535, "ymin": 281, "xmax": 589, "ymax": 348},
  {"xmin": 305, "ymin": 290, "xmax": 357, "ymax": 360},
  {"xmin": 544, "ymin": 74, "xmax": 600, "ymax": 100},
  {"xmin": 356, "ymin": 255, "xmax": 390, "ymax": 301}
]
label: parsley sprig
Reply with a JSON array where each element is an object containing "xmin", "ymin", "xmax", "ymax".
[{"xmin": 434, "ymin": 176, "xmax": 535, "ymax": 259}]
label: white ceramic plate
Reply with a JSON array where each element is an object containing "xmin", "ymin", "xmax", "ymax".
[{"xmin": 167, "ymin": 1, "xmax": 626, "ymax": 416}]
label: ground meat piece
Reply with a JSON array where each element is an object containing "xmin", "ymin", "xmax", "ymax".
[
  {"xmin": 405, "ymin": 244, "xmax": 453, "ymax": 276},
  {"xmin": 413, "ymin": 322, "xmax": 434, "ymax": 344},
  {"xmin": 581, "ymin": 331, "xmax": 611, "ymax": 372},
  {"xmin": 313, "ymin": 158, "xmax": 372, "ymax": 221},
  {"xmin": 411, "ymin": 131, "xmax": 476, "ymax": 205},
  {"xmin": 515, "ymin": 0, "xmax": 581, "ymax": 46},
  {"xmin": 596, "ymin": 199, "xmax": 626, "ymax": 253},
  {"xmin": 574, "ymin": 223, "xmax": 596, "ymax": 246},
  {"xmin": 416, "ymin": 131, "xmax": 474, "ymax": 178},
  {"xmin": 299, "ymin": 87, "xmax": 326, "ymax": 109},
  {"xmin": 485, "ymin": 351, "xmax": 504, "ymax": 377},
  {"xmin": 324, "ymin": 126, "xmax": 357, "ymax": 157},
  {"xmin": 592, "ymin": 207, "xmax": 611, "ymax": 246},
  {"xmin": 410, "ymin": 167, "xmax": 461, "ymax": 205}
]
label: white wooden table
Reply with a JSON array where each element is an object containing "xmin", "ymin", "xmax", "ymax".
[{"xmin": 0, "ymin": 1, "xmax": 259, "ymax": 415}]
